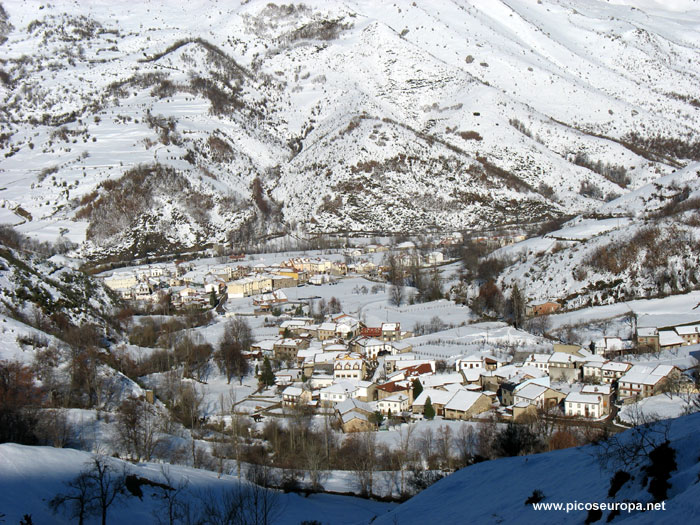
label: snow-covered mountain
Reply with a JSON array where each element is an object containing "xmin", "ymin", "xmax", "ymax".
[{"xmin": 1, "ymin": 0, "xmax": 700, "ymax": 259}]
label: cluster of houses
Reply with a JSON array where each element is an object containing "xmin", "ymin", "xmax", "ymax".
[
  {"xmin": 253, "ymin": 314, "xmax": 695, "ymax": 432},
  {"xmin": 100, "ymin": 256, "xmax": 352, "ymax": 308}
]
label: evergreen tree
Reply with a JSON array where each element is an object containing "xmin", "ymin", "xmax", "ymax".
[
  {"xmin": 424, "ymin": 396, "xmax": 435, "ymax": 420},
  {"xmin": 412, "ymin": 378, "xmax": 423, "ymax": 400},
  {"xmin": 259, "ymin": 357, "xmax": 275, "ymax": 387},
  {"xmin": 508, "ymin": 282, "xmax": 526, "ymax": 329}
]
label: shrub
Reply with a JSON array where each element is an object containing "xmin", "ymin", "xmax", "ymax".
[
  {"xmin": 646, "ymin": 441, "xmax": 676, "ymax": 502},
  {"xmin": 525, "ymin": 489, "xmax": 544, "ymax": 505},
  {"xmin": 608, "ymin": 470, "xmax": 631, "ymax": 497},
  {"xmin": 458, "ymin": 130, "xmax": 483, "ymax": 141}
]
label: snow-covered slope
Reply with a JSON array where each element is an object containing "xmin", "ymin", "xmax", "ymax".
[
  {"xmin": 375, "ymin": 411, "xmax": 700, "ymax": 524},
  {"xmin": 496, "ymin": 162, "xmax": 700, "ymax": 307},
  {"xmin": 1, "ymin": 0, "xmax": 700, "ymax": 259},
  {"xmin": 0, "ymin": 443, "xmax": 396, "ymax": 524}
]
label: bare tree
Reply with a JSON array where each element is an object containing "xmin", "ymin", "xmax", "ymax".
[
  {"xmin": 172, "ymin": 383, "xmax": 204, "ymax": 430},
  {"xmin": 115, "ymin": 397, "xmax": 164, "ymax": 461},
  {"xmin": 304, "ymin": 440, "xmax": 329, "ymax": 492},
  {"xmin": 595, "ymin": 408, "xmax": 670, "ymax": 471},
  {"xmin": 216, "ymin": 318, "xmax": 252, "ymax": 384},
  {"xmin": 453, "ymin": 423, "xmax": 478, "ymax": 468},
  {"xmin": 49, "ymin": 471, "xmax": 94, "ymax": 525},
  {"xmin": 389, "ymin": 284, "xmax": 405, "ymax": 307},
  {"xmin": 153, "ymin": 467, "xmax": 191, "ymax": 525},
  {"xmin": 395, "ymin": 425, "xmax": 416, "ymax": 496},
  {"xmin": 198, "ymin": 480, "xmax": 281, "ymax": 525},
  {"xmin": 418, "ymin": 427, "xmax": 435, "ymax": 466},
  {"xmin": 50, "ymin": 456, "xmax": 126, "ymax": 525},
  {"xmin": 349, "ymin": 432, "xmax": 378, "ymax": 496},
  {"xmin": 36, "ymin": 408, "xmax": 73, "ymax": 448},
  {"xmin": 89, "ymin": 456, "xmax": 126, "ymax": 525},
  {"xmin": 436, "ymin": 425, "xmax": 454, "ymax": 470}
]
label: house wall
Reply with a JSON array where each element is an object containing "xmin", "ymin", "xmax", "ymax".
[
  {"xmin": 342, "ymin": 417, "xmax": 375, "ymax": 433},
  {"xmin": 549, "ymin": 366, "xmax": 580, "ymax": 383}
]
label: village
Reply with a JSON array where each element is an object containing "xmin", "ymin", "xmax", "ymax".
[{"xmin": 97, "ymin": 236, "xmax": 700, "ymax": 437}]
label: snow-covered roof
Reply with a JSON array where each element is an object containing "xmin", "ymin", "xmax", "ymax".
[
  {"xmin": 619, "ymin": 364, "xmax": 672, "ymax": 386},
  {"xmin": 320, "ymin": 381, "xmax": 359, "ymax": 395},
  {"xmin": 336, "ymin": 397, "xmax": 373, "ymax": 415},
  {"xmin": 462, "ymin": 369, "xmax": 482, "ymax": 383},
  {"xmin": 637, "ymin": 327, "xmax": 658, "ymax": 337},
  {"xmin": 652, "ymin": 364, "xmax": 677, "ymax": 376},
  {"xmin": 283, "ymin": 385, "xmax": 304, "ymax": 397},
  {"xmin": 379, "ymin": 393, "xmax": 408, "ymax": 403},
  {"xmin": 565, "ymin": 392, "xmax": 602, "ymax": 404},
  {"xmin": 419, "ymin": 373, "xmax": 463, "ymax": 388},
  {"xmin": 445, "ymin": 390, "xmax": 485, "ymax": 412},
  {"xmin": 582, "ymin": 353, "xmax": 606, "ymax": 364},
  {"xmin": 549, "ymin": 352, "xmax": 584, "ymax": 364},
  {"xmin": 413, "ymin": 388, "xmax": 454, "ymax": 406},
  {"xmin": 526, "ymin": 353, "xmax": 550, "ymax": 363},
  {"xmin": 602, "ymin": 361, "xmax": 631, "ymax": 372},
  {"xmin": 514, "ymin": 383, "xmax": 548, "ymax": 401},
  {"xmin": 675, "ymin": 324, "xmax": 700, "ymax": 336},
  {"xmin": 358, "ymin": 338, "xmax": 385, "ymax": 347},
  {"xmin": 582, "ymin": 384, "xmax": 612, "ymax": 395},
  {"xmin": 660, "ymin": 330, "xmax": 685, "ymax": 346}
]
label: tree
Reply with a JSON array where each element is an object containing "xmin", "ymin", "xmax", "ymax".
[
  {"xmin": 50, "ymin": 456, "xmax": 125, "ymax": 525},
  {"xmin": 454, "ymin": 423, "xmax": 478, "ymax": 468},
  {"xmin": 371, "ymin": 410, "xmax": 385, "ymax": 427},
  {"xmin": 412, "ymin": 378, "xmax": 423, "ymax": 400},
  {"xmin": 349, "ymin": 432, "xmax": 378, "ymax": 497},
  {"xmin": 259, "ymin": 357, "xmax": 275, "ymax": 387},
  {"xmin": 493, "ymin": 422, "xmax": 538, "ymax": 457},
  {"xmin": 425, "ymin": 267, "xmax": 442, "ymax": 302},
  {"xmin": 473, "ymin": 279, "xmax": 504, "ymax": 316},
  {"xmin": 507, "ymin": 282, "xmax": 526, "ymax": 329},
  {"xmin": 216, "ymin": 318, "xmax": 252, "ymax": 384},
  {"xmin": 0, "ymin": 361, "xmax": 41, "ymax": 445},
  {"xmin": 328, "ymin": 296, "xmax": 342, "ymax": 314},
  {"xmin": 153, "ymin": 467, "xmax": 191, "ymax": 525},
  {"xmin": 395, "ymin": 425, "xmax": 416, "ymax": 497},
  {"xmin": 172, "ymin": 383, "xmax": 204, "ymax": 430},
  {"xmin": 423, "ymin": 397, "xmax": 435, "ymax": 420},
  {"xmin": 49, "ymin": 471, "xmax": 94, "ymax": 525},
  {"xmin": 389, "ymin": 284, "xmax": 405, "ymax": 307},
  {"xmin": 89, "ymin": 457, "xmax": 126, "ymax": 525},
  {"xmin": 115, "ymin": 397, "xmax": 163, "ymax": 461},
  {"xmin": 384, "ymin": 253, "xmax": 402, "ymax": 286},
  {"xmin": 436, "ymin": 425, "xmax": 454, "ymax": 470}
]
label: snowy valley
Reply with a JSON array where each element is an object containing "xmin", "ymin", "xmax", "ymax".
[{"xmin": 1, "ymin": 1, "xmax": 700, "ymax": 524}]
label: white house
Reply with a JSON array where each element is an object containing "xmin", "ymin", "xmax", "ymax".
[
  {"xmin": 456, "ymin": 354, "xmax": 484, "ymax": 372},
  {"xmin": 618, "ymin": 364, "xmax": 680, "ymax": 400},
  {"xmin": 333, "ymin": 354, "xmax": 366, "ymax": 380},
  {"xmin": 524, "ymin": 353, "xmax": 550, "ymax": 373},
  {"xmin": 320, "ymin": 381, "xmax": 359, "ymax": 405},
  {"xmin": 564, "ymin": 391, "xmax": 605, "ymax": 418},
  {"xmin": 377, "ymin": 393, "xmax": 409, "ymax": 416},
  {"xmin": 601, "ymin": 361, "xmax": 631, "ymax": 384}
]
